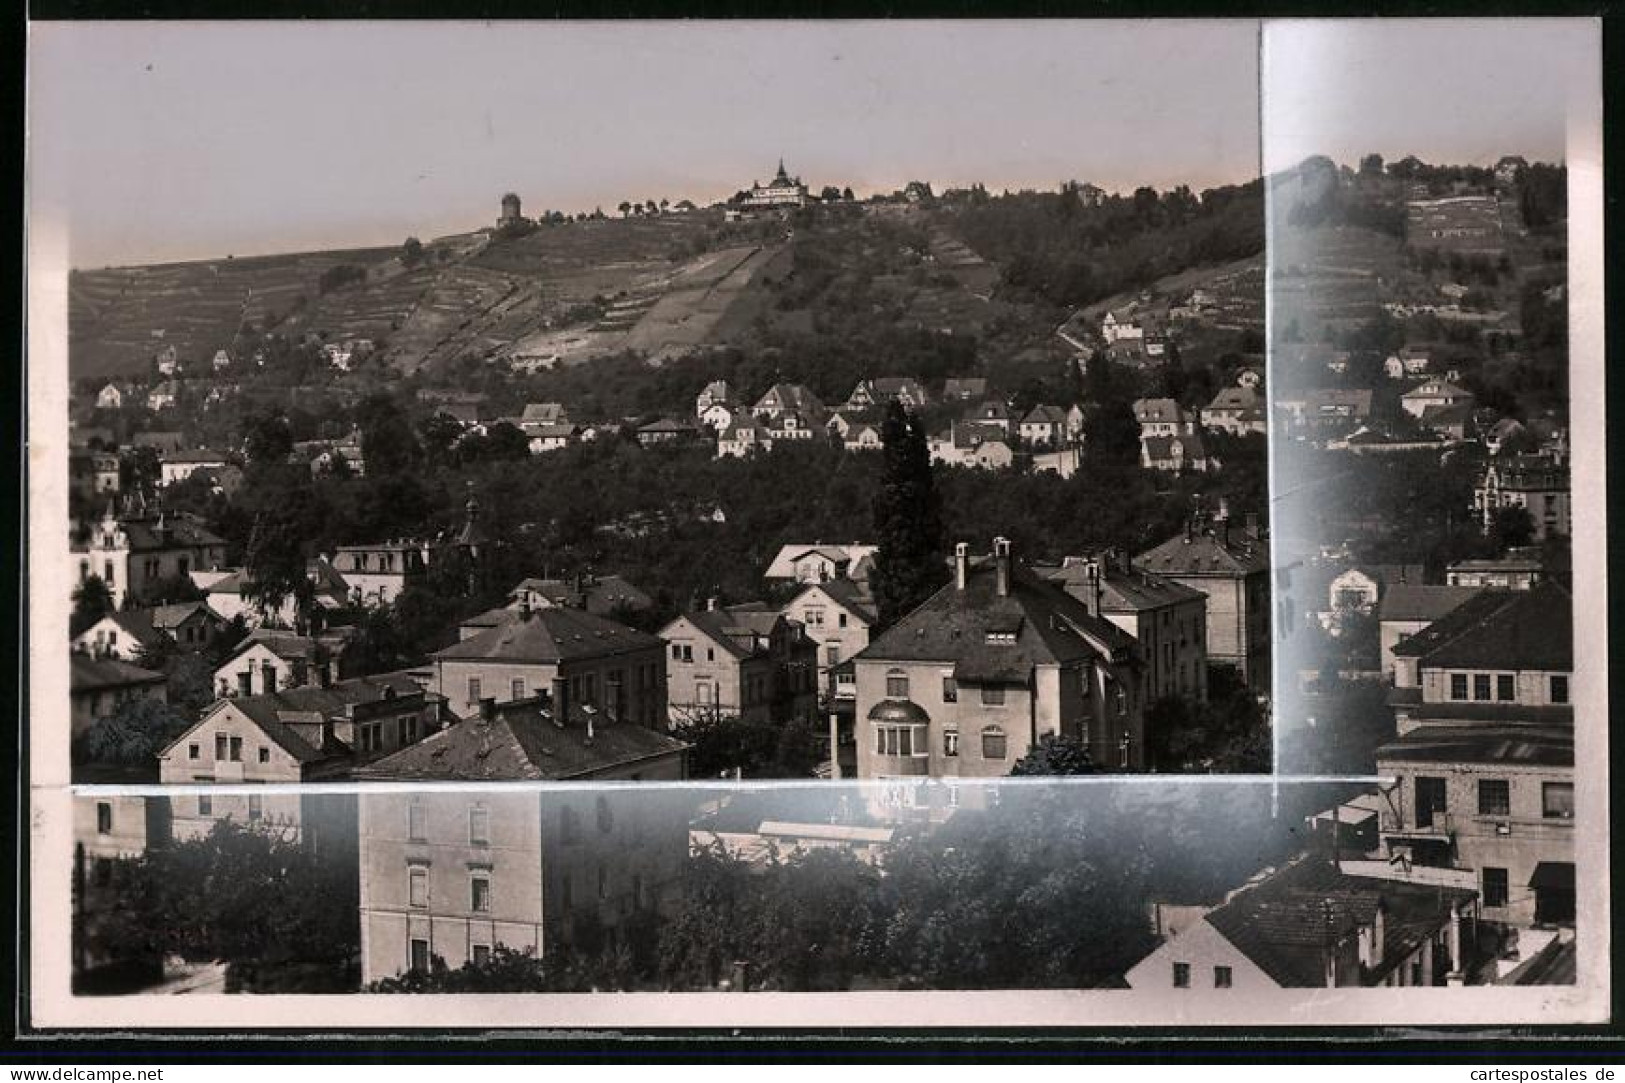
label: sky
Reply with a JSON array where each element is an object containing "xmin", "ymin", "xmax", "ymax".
[{"xmin": 28, "ymin": 19, "xmax": 1597, "ymax": 270}]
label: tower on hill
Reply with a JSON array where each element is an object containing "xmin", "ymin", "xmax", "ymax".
[{"xmin": 498, "ymin": 192, "xmax": 522, "ymax": 228}]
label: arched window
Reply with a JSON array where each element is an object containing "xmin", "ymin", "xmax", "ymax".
[
  {"xmin": 981, "ymin": 726, "xmax": 1007, "ymax": 760},
  {"xmin": 886, "ymin": 668, "xmax": 909, "ymax": 699}
]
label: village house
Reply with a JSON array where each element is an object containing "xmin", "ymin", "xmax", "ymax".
[
  {"xmin": 843, "ymin": 423, "xmax": 884, "ymax": 451},
  {"xmin": 762, "ymin": 410, "xmax": 820, "ymax": 444},
  {"xmin": 72, "ymin": 501, "xmax": 228, "ymax": 610},
  {"xmin": 330, "ymin": 541, "xmax": 428, "ymax": 606},
  {"xmin": 695, "ymin": 380, "xmax": 736, "ymax": 419},
  {"xmin": 742, "ymin": 160, "xmax": 809, "ymax": 209},
  {"xmin": 940, "ymin": 377, "xmax": 988, "ymax": 402},
  {"xmin": 1377, "ymin": 584, "xmax": 1483, "ymax": 678},
  {"xmin": 1140, "ymin": 431, "xmax": 1213, "ymax": 473},
  {"xmin": 764, "ymin": 543, "xmax": 879, "ymax": 585},
  {"xmin": 636, "ymin": 417, "xmax": 701, "ymax": 447},
  {"xmin": 782, "ymin": 578, "xmax": 878, "ymax": 698},
  {"xmin": 507, "ymin": 574, "xmax": 653, "ymax": 618},
  {"xmin": 1018, "ymin": 404, "xmax": 1069, "ymax": 447},
  {"xmin": 429, "ymin": 603, "xmax": 668, "ymax": 726},
  {"xmin": 72, "ymin": 601, "xmax": 226, "ymax": 660},
  {"xmin": 964, "ymin": 398, "xmax": 1015, "ymax": 433},
  {"xmin": 70, "ymin": 654, "xmax": 168, "ymax": 738},
  {"xmin": 95, "ymin": 382, "xmax": 126, "ymax": 411},
  {"xmin": 1039, "ymin": 552, "xmax": 1209, "ymax": 704},
  {"xmin": 213, "ymin": 627, "xmax": 357, "ymax": 699},
  {"xmin": 1385, "ymin": 347, "xmax": 1433, "ymax": 380},
  {"xmin": 1201, "ymin": 386, "xmax": 1267, "ymax": 436},
  {"xmin": 352, "ymin": 741, "xmax": 690, "ymax": 981},
  {"xmin": 1101, "ymin": 311, "xmax": 1145, "ymax": 344},
  {"xmin": 697, "ymin": 399, "xmax": 742, "ymax": 433},
  {"xmin": 1475, "ymin": 453, "xmax": 1571, "ymax": 541},
  {"xmin": 852, "ymin": 539, "xmax": 1147, "ymax": 789},
  {"xmin": 146, "ymin": 380, "xmax": 180, "ymax": 412},
  {"xmin": 660, "ymin": 602, "xmax": 820, "ymax": 728},
  {"xmin": 1273, "ymin": 388, "xmax": 1373, "ymax": 437},
  {"xmin": 70, "ymin": 451, "xmax": 122, "ymax": 496},
  {"xmin": 1125, "ymin": 856, "xmax": 1479, "ymax": 990},
  {"xmin": 1132, "ymin": 398, "xmax": 1192, "ymax": 439},
  {"xmin": 1032, "ymin": 446, "xmax": 1082, "ymax": 480},
  {"xmin": 752, "ymin": 382, "xmax": 825, "ymax": 423},
  {"xmin": 157, "ymin": 448, "xmax": 230, "ymax": 488},
  {"xmin": 929, "ymin": 422, "xmax": 1014, "ymax": 470},
  {"xmin": 1402, "ymin": 379, "xmax": 1476, "ymax": 420},
  {"xmin": 1447, "ymin": 548, "xmax": 1549, "ymax": 591},
  {"xmin": 1378, "ymin": 579, "xmax": 1574, "ymax": 929},
  {"xmin": 159, "ymin": 671, "xmax": 436, "ymax": 840},
  {"xmin": 1136, "ymin": 510, "xmax": 1275, "ymax": 690},
  {"xmin": 526, "ymin": 423, "xmax": 581, "ymax": 454},
  {"xmin": 716, "ymin": 421, "xmax": 766, "ymax": 459},
  {"xmin": 843, "ymin": 378, "xmax": 930, "ymax": 412},
  {"xmin": 194, "ymin": 558, "xmax": 351, "ymax": 628}
]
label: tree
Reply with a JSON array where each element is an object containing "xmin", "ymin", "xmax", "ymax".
[
  {"xmin": 244, "ymin": 408, "xmax": 294, "ymax": 473},
  {"xmin": 1010, "ymin": 733, "xmax": 1098, "ymax": 775},
  {"xmin": 1490, "ymin": 505, "xmax": 1537, "ymax": 550},
  {"xmin": 70, "ymin": 576, "xmax": 114, "ymax": 634},
  {"xmin": 1359, "ymin": 153, "xmax": 1385, "ymax": 177},
  {"xmin": 618, "ymin": 201, "xmax": 632, "ymax": 218},
  {"xmin": 242, "ymin": 500, "xmax": 318, "ymax": 626},
  {"xmin": 401, "ymin": 236, "xmax": 424, "ymax": 267},
  {"xmin": 74, "ymin": 695, "xmax": 190, "ymax": 769},
  {"xmin": 869, "ymin": 401, "xmax": 945, "ymax": 628},
  {"xmin": 355, "ymin": 392, "xmax": 422, "ymax": 476}
]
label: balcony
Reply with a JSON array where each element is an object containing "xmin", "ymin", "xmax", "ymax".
[{"xmin": 874, "ymin": 755, "xmax": 930, "ymax": 776}]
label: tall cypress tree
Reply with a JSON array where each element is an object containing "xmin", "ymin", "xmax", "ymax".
[{"xmin": 870, "ymin": 400, "xmax": 946, "ymax": 628}]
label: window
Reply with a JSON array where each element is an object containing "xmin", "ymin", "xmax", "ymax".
[
  {"xmin": 511, "ymin": 678, "xmax": 525, "ymax": 701},
  {"xmin": 875, "ymin": 724, "xmax": 926, "ymax": 758},
  {"xmin": 96, "ymin": 801, "xmax": 113, "ymax": 834},
  {"xmin": 1478, "ymin": 779, "xmax": 1511, "ymax": 817},
  {"xmin": 1496, "ymin": 674, "xmax": 1515, "ymax": 702},
  {"xmin": 409, "ymin": 867, "xmax": 429, "ymax": 907},
  {"xmin": 471, "ymin": 876, "xmax": 491, "ymax": 913},
  {"xmin": 467, "ymin": 677, "xmax": 482, "ymax": 704},
  {"xmin": 1415, "ymin": 777, "xmax": 1447, "ymax": 828},
  {"xmin": 229, "ymin": 736, "xmax": 242, "ymax": 762},
  {"xmin": 197, "ymin": 794, "xmax": 212, "ymax": 816},
  {"xmin": 826, "ymin": 645, "xmax": 841, "ymax": 667},
  {"xmin": 257, "ymin": 746, "xmax": 270, "ymax": 764},
  {"xmin": 1450, "ymin": 673, "xmax": 1468, "ymax": 701},
  {"xmin": 943, "ymin": 731, "xmax": 959, "ymax": 757},
  {"xmin": 1543, "ymin": 782, "xmax": 1575, "ymax": 819},
  {"xmin": 981, "ymin": 726, "xmax": 1008, "ymax": 760},
  {"xmin": 1172, "ymin": 962, "xmax": 1191, "ymax": 988},
  {"xmin": 671, "ymin": 644, "xmax": 682, "ymax": 660},
  {"xmin": 1214, "ymin": 966, "xmax": 1233, "ymax": 989},
  {"xmin": 469, "ymin": 805, "xmax": 490, "ymax": 845},
  {"xmin": 409, "ymin": 938, "xmax": 430, "ymax": 973},
  {"xmin": 838, "ymin": 613, "xmax": 848, "ymax": 629},
  {"xmin": 1551, "ymin": 675, "xmax": 1570, "ymax": 704},
  {"xmin": 941, "ymin": 675, "xmax": 957, "ymax": 702},
  {"xmin": 1473, "ymin": 674, "xmax": 1491, "ymax": 701},
  {"xmin": 1482, "ymin": 867, "xmax": 1509, "ymax": 909},
  {"xmin": 188, "ymin": 743, "xmax": 200, "ymax": 761},
  {"xmin": 247, "ymin": 794, "xmax": 262, "ymax": 821},
  {"xmin": 596, "ymin": 795, "xmax": 614, "ymax": 833},
  {"xmin": 472, "ymin": 945, "xmax": 491, "ymax": 967},
  {"xmin": 681, "ymin": 645, "xmax": 693, "ymax": 663},
  {"xmin": 215, "ymin": 733, "xmax": 228, "ymax": 760},
  {"xmin": 408, "ymin": 802, "xmax": 427, "ymax": 841},
  {"xmin": 981, "ymin": 685, "xmax": 1005, "ymax": 706},
  {"xmin": 886, "ymin": 669, "xmax": 909, "ymax": 698}
]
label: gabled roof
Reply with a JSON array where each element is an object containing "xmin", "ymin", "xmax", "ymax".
[
  {"xmin": 1390, "ymin": 580, "xmax": 1571, "ymax": 670},
  {"xmin": 222, "ymin": 627, "xmax": 355, "ymax": 667},
  {"xmin": 638, "ymin": 417, "xmax": 698, "ymax": 435},
  {"xmin": 855, "ymin": 555, "xmax": 1136, "ymax": 671},
  {"xmin": 764, "ymin": 543, "xmax": 879, "ymax": 579},
  {"xmin": 1132, "ymin": 398, "xmax": 1185, "ymax": 425},
  {"xmin": 1205, "ymin": 386, "xmax": 1261, "ymax": 412},
  {"xmin": 78, "ymin": 607, "xmax": 161, "ymax": 648},
  {"xmin": 521, "ymin": 402, "xmax": 568, "ymax": 422},
  {"xmin": 180, "ymin": 672, "xmax": 425, "ymax": 766},
  {"xmin": 122, "ymin": 513, "xmax": 226, "ymax": 553},
  {"xmin": 1403, "ymin": 379, "xmax": 1472, "ymax": 400},
  {"xmin": 941, "ymin": 377, "xmax": 988, "ymax": 398},
  {"xmin": 433, "ymin": 606, "xmax": 662, "ymax": 664},
  {"xmin": 70, "ymin": 654, "xmax": 166, "ymax": 692},
  {"xmin": 1203, "ymin": 857, "xmax": 1476, "ymax": 988},
  {"xmin": 509, "ymin": 574, "xmax": 652, "ymax": 615},
  {"xmin": 788, "ymin": 578, "xmax": 879, "ymax": 625},
  {"xmin": 667, "ymin": 603, "xmax": 786, "ymax": 661},
  {"xmin": 353, "ymin": 698, "xmax": 689, "ymax": 781},
  {"xmin": 151, "ymin": 601, "xmax": 223, "ymax": 631},
  {"xmin": 1021, "ymin": 404, "xmax": 1068, "ymax": 426},
  {"xmin": 753, "ymin": 383, "xmax": 824, "ymax": 415},
  {"xmin": 1038, "ymin": 559, "xmax": 1206, "ymax": 613},
  {"xmin": 1377, "ymin": 584, "xmax": 1482, "ymax": 624}
]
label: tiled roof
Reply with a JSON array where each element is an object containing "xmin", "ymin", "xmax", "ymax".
[
  {"xmin": 1132, "ymin": 398, "xmax": 1184, "ymax": 425},
  {"xmin": 793, "ymin": 578, "xmax": 879, "ymax": 625},
  {"xmin": 122, "ymin": 514, "xmax": 225, "ymax": 553},
  {"xmin": 855, "ymin": 555, "xmax": 1136, "ymax": 670},
  {"xmin": 225, "ymin": 627, "xmax": 355, "ymax": 666},
  {"xmin": 191, "ymin": 672, "xmax": 425, "ymax": 765},
  {"xmin": 1378, "ymin": 584, "xmax": 1483, "ymax": 624},
  {"xmin": 1038, "ymin": 560, "xmax": 1206, "ymax": 613},
  {"xmin": 1203, "ymin": 857, "xmax": 1477, "ymax": 987},
  {"xmin": 1021, "ymin": 404, "xmax": 1069, "ymax": 426},
  {"xmin": 353, "ymin": 698, "xmax": 689, "ymax": 781},
  {"xmin": 1374, "ymin": 723, "xmax": 1573, "ymax": 768},
  {"xmin": 1205, "ymin": 386, "xmax": 1261, "ymax": 412},
  {"xmin": 150, "ymin": 601, "xmax": 220, "ymax": 631},
  {"xmin": 510, "ymin": 575, "xmax": 653, "ymax": 615},
  {"xmin": 433, "ymin": 606, "xmax": 662, "ymax": 664},
  {"xmin": 1136, "ymin": 522, "xmax": 1269, "ymax": 578},
  {"xmin": 1390, "ymin": 580, "xmax": 1571, "ymax": 670},
  {"xmin": 70, "ymin": 654, "xmax": 165, "ymax": 692}
]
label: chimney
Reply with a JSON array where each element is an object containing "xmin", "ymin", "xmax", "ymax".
[
  {"xmin": 707, "ymin": 596, "xmax": 720, "ymax": 612},
  {"xmin": 994, "ymin": 536, "xmax": 1012, "ymax": 597},
  {"xmin": 1372, "ymin": 899, "xmax": 1387, "ymax": 965},
  {"xmin": 550, "ymin": 676, "xmax": 568, "ymax": 726},
  {"xmin": 1084, "ymin": 559, "xmax": 1103, "ymax": 616},
  {"xmin": 954, "ymin": 542, "xmax": 969, "ymax": 591}
]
